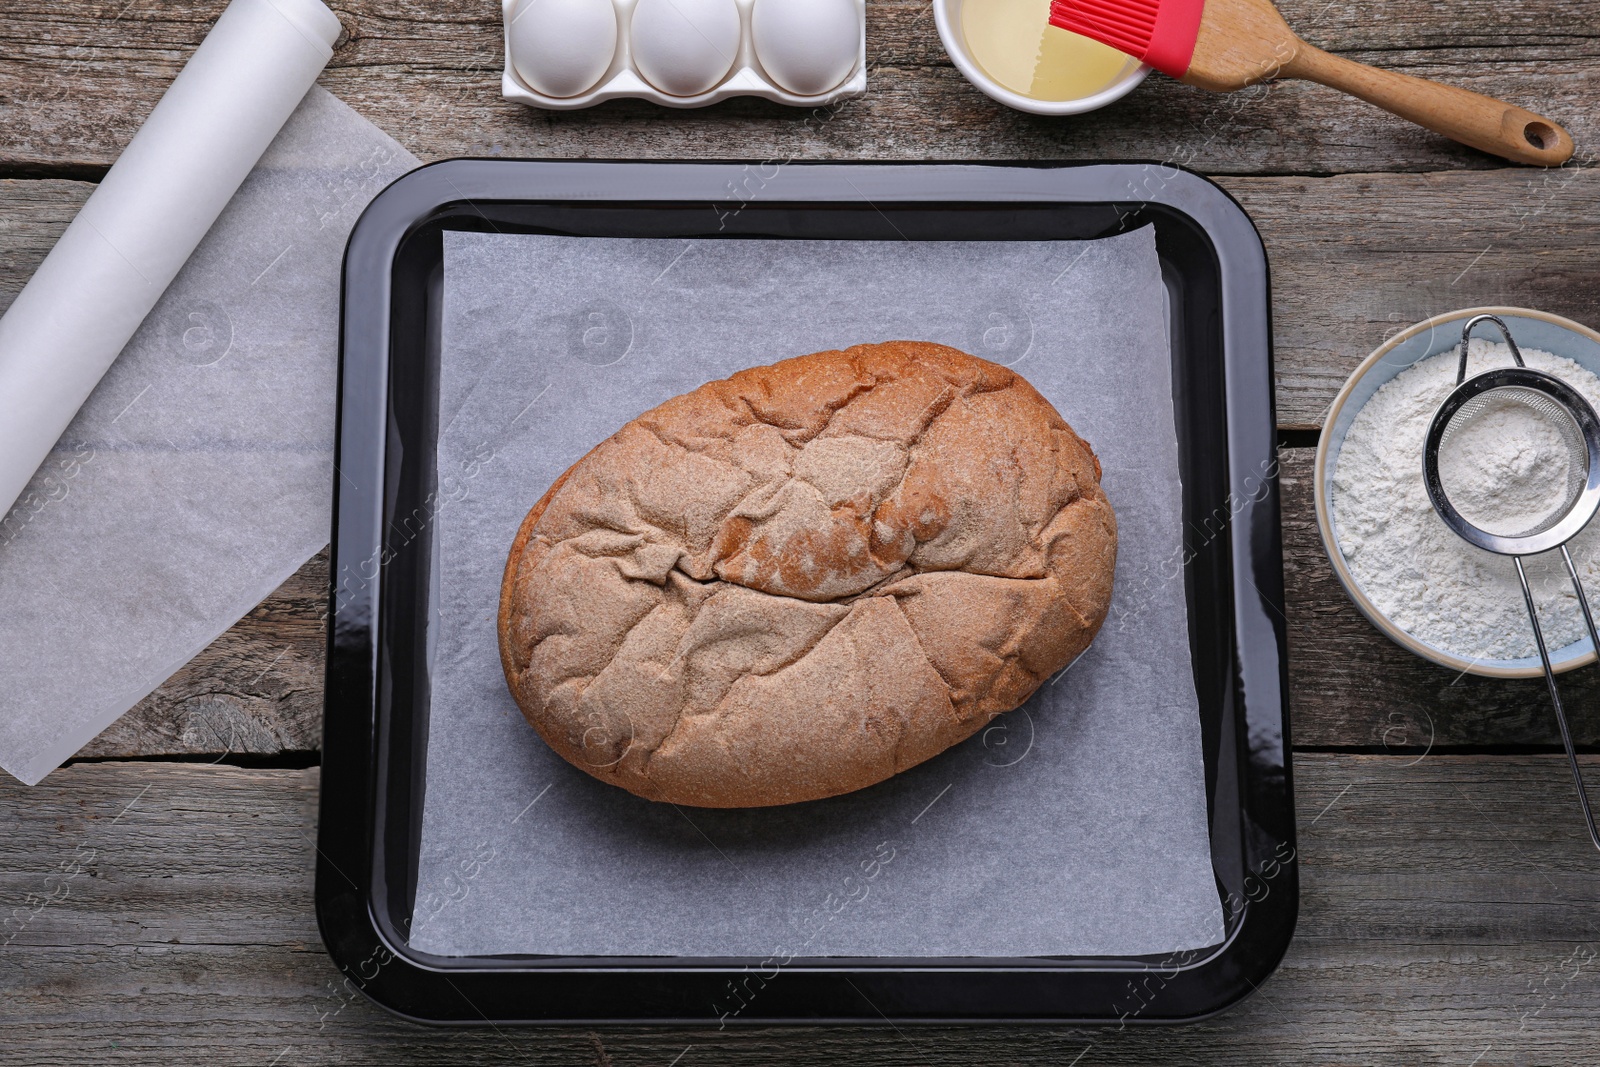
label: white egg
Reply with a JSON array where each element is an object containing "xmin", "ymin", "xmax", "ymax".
[
  {"xmin": 630, "ymin": 0, "xmax": 742, "ymax": 97},
  {"xmin": 752, "ymin": 0, "xmax": 860, "ymax": 97},
  {"xmin": 508, "ymin": 0, "xmax": 619, "ymax": 99}
]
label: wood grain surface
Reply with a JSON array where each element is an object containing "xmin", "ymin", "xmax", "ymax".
[
  {"xmin": 0, "ymin": 0, "xmax": 1595, "ymax": 177},
  {"xmin": 3, "ymin": 0, "xmax": 1600, "ymax": 1060},
  {"xmin": 9, "ymin": 168, "xmax": 1597, "ymax": 429},
  {"xmin": 1228, "ymin": 168, "xmax": 1600, "ymax": 429},
  {"xmin": 2, "ymin": 757, "xmax": 1597, "ymax": 1064},
  {"xmin": 4, "ymin": 169, "xmax": 1597, "ymax": 755},
  {"xmin": 47, "ymin": 449, "xmax": 1600, "ymax": 762},
  {"xmin": 9, "ymin": 159, "xmax": 1594, "ymax": 754}
]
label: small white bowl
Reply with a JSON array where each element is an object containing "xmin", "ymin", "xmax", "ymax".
[
  {"xmin": 932, "ymin": 0, "xmax": 1149, "ymax": 116},
  {"xmin": 1315, "ymin": 306, "xmax": 1600, "ymax": 679}
]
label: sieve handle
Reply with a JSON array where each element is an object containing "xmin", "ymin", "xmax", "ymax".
[
  {"xmin": 1514, "ymin": 554, "xmax": 1600, "ymax": 853},
  {"xmin": 1456, "ymin": 313, "xmax": 1527, "ymax": 385}
]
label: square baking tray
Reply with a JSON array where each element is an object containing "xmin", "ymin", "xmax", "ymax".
[{"xmin": 315, "ymin": 160, "xmax": 1296, "ymax": 1025}]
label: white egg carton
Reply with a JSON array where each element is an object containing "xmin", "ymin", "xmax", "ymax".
[{"xmin": 502, "ymin": 0, "xmax": 867, "ymax": 110}]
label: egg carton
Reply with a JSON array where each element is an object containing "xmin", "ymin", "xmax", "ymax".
[{"xmin": 502, "ymin": 0, "xmax": 867, "ymax": 110}]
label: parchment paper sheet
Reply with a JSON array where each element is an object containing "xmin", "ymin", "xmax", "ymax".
[
  {"xmin": 0, "ymin": 88, "xmax": 418, "ymax": 784},
  {"xmin": 411, "ymin": 227, "xmax": 1225, "ymax": 958},
  {"xmin": 0, "ymin": 0, "xmax": 342, "ymax": 522}
]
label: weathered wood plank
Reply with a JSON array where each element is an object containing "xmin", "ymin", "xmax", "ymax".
[
  {"xmin": 1, "ymin": 0, "xmax": 1595, "ymax": 176},
  {"xmin": 1, "ymin": 756, "xmax": 1596, "ymax": 1064},
  {"xmin": 1219, "ymin": 168, "xmax": 1600, "ymax": 429},
  {"xmin": 8, "ymin": 163, "xmax": 1598, "ymax": 430},
  {"xmin": 66, "ymin": 447, "xmax": 1600, "ymax": 762},
  {"xmin": 0, "ymin": 178, "xmax": 82, "ymax": 316},
  {"xmin": 5, "ymin": 170, "xmax": 1599, "ymax": 756}
]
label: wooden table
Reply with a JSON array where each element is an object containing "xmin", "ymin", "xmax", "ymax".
[{"xmin": 4, "ymin": 1, "xmax": 1599, "ymax": 1062}]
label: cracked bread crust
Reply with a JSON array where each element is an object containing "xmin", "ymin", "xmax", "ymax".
[{"xmin": 497, "ymin": 341, "xmax": 1117, "ymax": 808}]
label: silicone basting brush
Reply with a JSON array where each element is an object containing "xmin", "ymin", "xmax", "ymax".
[{"xmin": 1048, "ymin": 0, "xmax": 1573, "ymax": 166}]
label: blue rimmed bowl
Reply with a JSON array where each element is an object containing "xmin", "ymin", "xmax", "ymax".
[{"xmin": 1315, "ymin": 306, "xmax": 1600, "ymax": 678}]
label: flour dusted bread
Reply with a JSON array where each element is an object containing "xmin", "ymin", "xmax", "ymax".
[{"xmin": 498, "ymin": 341, "xmax": 1117, "ymax": 807}]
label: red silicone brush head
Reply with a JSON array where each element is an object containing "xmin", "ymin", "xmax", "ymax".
[{"xmin": 1048, "ymin": 0, "xmax": 1206, "ymax": 79}]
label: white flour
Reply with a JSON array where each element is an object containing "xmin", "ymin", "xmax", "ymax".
[
  {"xmin": 1332, "ymin": 339, "xmax": 1600, "ymax": 661},
  {"xmin": 1436, "ymin": 392, "xmax": 1575, "ymax": 536}
]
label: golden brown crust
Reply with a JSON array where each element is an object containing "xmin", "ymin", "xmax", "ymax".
[{"xmin": 497, "ymin": 341, "xmax": 1117, "ymax": 807}]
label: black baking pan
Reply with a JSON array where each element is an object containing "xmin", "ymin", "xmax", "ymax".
[{"xmin": 316, "ymin": 160, "xmax": 1295, "ymax": 1025}]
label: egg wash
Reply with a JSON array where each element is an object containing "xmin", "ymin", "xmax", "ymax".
[{"xmin": 961, "ymin": 0, "xmax": 1136, "ymax": 101}]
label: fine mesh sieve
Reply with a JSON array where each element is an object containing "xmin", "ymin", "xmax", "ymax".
[
  {"xmin": 1422, "ymin": 314, "xmax": 1600, "ymax": 852},
  {"xmin": 1433, "ymin": 383, "xmax": 1590, "ymax": 541}
]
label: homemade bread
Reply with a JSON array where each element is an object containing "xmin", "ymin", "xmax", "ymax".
[{"xmin": 498, "ymin": 341, "xmax": 1117, "ymax": 807}]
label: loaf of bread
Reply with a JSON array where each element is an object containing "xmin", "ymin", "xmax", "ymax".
[{"xmin": 498, "ymin": 341, "xmax": 1117, "ymax": 807}]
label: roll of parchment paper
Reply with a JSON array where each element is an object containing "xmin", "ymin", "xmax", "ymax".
[{"xmin": 0, "ymin": 0, "xmax": 342, "ymax": 519}]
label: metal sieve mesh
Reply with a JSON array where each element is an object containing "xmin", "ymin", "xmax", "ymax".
[{"xmin": 1435, "ymin": 383, "xmax": 1591, "ymax": 541}]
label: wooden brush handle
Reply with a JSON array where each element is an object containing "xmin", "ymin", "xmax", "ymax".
[{"xmin": 1285, "ymin": 45, "xmax": 1573, "ymax": 167}]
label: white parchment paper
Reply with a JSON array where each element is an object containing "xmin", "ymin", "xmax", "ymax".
[
  {"xmin": 0, "ymin": 0, "xmax": 341, "ymax": 522},
  {"xmin": 0, "ymin": 88, "xmax": 418, "ymax": 784},
  {"xmin": 411, "ymin": 227, "xmax": 1224, "ymax": 958}
]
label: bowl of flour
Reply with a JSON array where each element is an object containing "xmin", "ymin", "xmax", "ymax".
[{"xmin": 1316, "ymin": 307, "xmax": 1600, "ymax": 678}]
